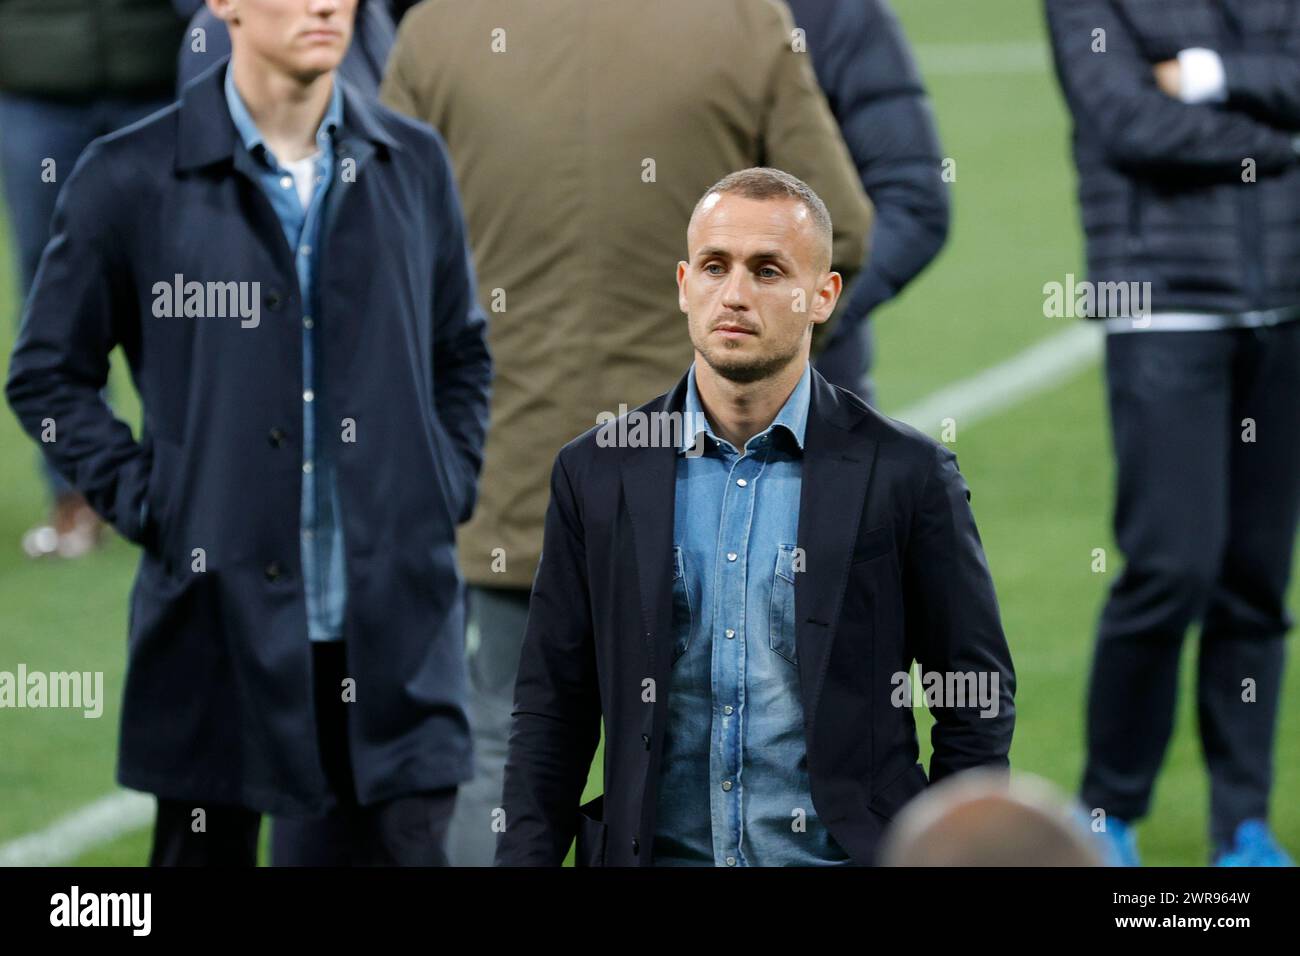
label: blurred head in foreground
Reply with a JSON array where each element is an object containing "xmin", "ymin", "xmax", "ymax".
[{"xmin": 879, "ymin": 769, "xmax": 1103, "ymax": 867}]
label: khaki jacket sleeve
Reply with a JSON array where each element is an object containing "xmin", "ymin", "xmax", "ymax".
[{"xmin": 378, "ymin": 9, "xmax": 426, "ymax": 120}]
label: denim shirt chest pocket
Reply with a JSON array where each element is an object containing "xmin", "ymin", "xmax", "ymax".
[
  {"xmin": 671, "ymin": 546, "xmax": 692, "ymax": 663},
  {"xmin": 770, "ymin": 543, "xmax": 800, "ymax": 665}
]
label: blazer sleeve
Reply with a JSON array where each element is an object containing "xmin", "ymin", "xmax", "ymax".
[
  {"xmin": 755, "ymin": 0, "xmax": 874, "ymax": 351},
  {"xmin": 428, "ymin": 128, "xmax": 493, "ymax": 526},
  {"xmin": 902, "ymin": 444, "xmax": 1016, "ymax": 784},
  {"xmin": 5, "ymin": 141, "xmax": 152, "ymax": 546},
  {"xmin": 1044, "ymin": 0, "xmax": 1299, "ymax": 174},
  {"xmin": 496, "ymin": 449, "xmax": 602, "ymax": 866}
]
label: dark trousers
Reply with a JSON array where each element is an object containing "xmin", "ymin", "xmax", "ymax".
[
  {"xmin": 1082, "ymin": 323, "xmax": 1300, "ymax": 850},
  {"xmin": 150, "ymin": 642, "xmax": 457, "ymax": 866},
  {"xmin": 149, "ymin": 800, "xmax": 262, "ymax": 867}
]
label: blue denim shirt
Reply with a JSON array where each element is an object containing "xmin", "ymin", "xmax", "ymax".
[
  {"xmin": 653, "ymin": 362, "xmax": 850, "ymax": 866},
  {"xmin": 225, "ymin": 69, "xmax": 346, "ymax": 642}
]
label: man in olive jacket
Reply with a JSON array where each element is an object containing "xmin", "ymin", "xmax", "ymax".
[{"xmin": 381, "ymin": 0, "xmax": 873, "ymax": 865}]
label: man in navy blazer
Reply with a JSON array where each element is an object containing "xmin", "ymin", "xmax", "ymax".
[
  {"xmin": 496, "ymin": 168, "xmax": 1014, "ymax": 867},
  {"xmin": 7, "ymin": 0, "xmax": 490, "ymax": 865}
]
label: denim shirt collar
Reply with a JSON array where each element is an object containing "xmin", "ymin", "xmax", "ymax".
[
  {"xmin": 223, "ymin": 64, "xmax": 343, "ymax": 165},
  {"xmin": 679, "ymin": 361, "xmax": 812, "ymax": 455}
]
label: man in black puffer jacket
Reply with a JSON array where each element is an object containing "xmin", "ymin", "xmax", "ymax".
[
  {"xmin": 789, "ymin": 0, "xmax": 951, "ymax": 406},
  {"xmin": 1046, "ymin": 0, "xmax": 1300, "ymax": 867}
]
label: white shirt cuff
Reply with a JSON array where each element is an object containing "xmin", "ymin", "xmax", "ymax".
[{"xmin": 1177, "ymin": 48, "xmax": 1228, "ymax": 104}]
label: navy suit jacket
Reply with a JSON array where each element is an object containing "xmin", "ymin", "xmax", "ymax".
[
  {"xmin": 6, "ymin": 59, "xmax": 492, "ymax": 815},
  {"xmin": 496, "ymin": 369, "xmax": 1015, "ymax": 866}
]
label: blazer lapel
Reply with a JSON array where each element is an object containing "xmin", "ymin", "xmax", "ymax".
[{"xmin": 794, "ymin": 372, "xmax": 878, "ymax": 716}]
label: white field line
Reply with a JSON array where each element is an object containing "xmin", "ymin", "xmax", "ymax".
[
  {"xmin": 0, "ymin": 791, "xmax": 154, "ymax": 866},
  {"xmin": 914, "ymin": 41, "xmax": 1051, "ymax": 76},
  {"xmin": 0, "ymin": 324, "xmax": 1101, "ymax": 866},
  {"xmin": 892, "ymin": 323, "xmax": 1103, "ymax": 434}
]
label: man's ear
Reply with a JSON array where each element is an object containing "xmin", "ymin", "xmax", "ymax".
[
  {"xmin": 677, "ymin": 261, "xmax": 690, "ymax": 314},
  {"xmin": 207, "ymin": 0, "xmax": 237, "ymax": 27},
  {"xmin": 810, "ymin": 270, "xmax": 843, "ymax": 326}
]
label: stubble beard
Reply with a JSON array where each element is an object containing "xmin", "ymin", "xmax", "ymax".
[{"xmin": 693, "ymin": 326, "xmax": 806, "ymax": 385}]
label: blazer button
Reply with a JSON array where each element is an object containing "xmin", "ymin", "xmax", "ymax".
[
  {"xmin": 265, "ymin": 289, "xmax": 283, "ymax": 311},
  {"xmin": 631, "ymin": 838, "xmax": 639, "ymax": 856},
  {"xmin": 268, "ymin": 427, "xmax": 287, "ymax": 448},
  {"xmin": 264, "ymin": 560, "xmax": 284, "ymax": 582}
]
